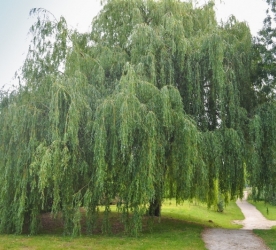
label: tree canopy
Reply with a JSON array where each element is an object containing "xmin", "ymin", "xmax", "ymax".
[
  {"xmin": 246, "ymin": 0, "xmax": 276, "ymax": 204},
  {"xmin": 0, "ymin": 0, "xmax": 273, "ymax": 236}
]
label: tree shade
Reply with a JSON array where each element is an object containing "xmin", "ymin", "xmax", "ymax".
[{"xmin": 0, "ymin": 0, "xmax": 266, "ymax": 236}]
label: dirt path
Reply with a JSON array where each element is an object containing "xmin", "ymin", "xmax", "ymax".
[
  {"xmin": 202, "ymin": 191, "xmax": 276, "ymax": 250},
  {"xmin": 233, "ymin": 194, "xmax": 276, "ymax": 230},
  {"xmin": 202, "ymin": 229, "xmax": 269, "ymax": 250}
]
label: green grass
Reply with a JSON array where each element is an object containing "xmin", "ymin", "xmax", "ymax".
[
  {"xmin": 161, "ymin": 199, "xmax": 244, "ymax": 229},
  {"xmin": 0, "ymin": 199, "xmax": 244, "ymax": 250},
  {"xmin": 0, "ymin": 220, "xmax": 206, "ymax": 250},
  {"xmin": 0, "ymin": 228, "xmax": 205, "ymax": 250},
  {"xmin": 247, "ymin": 200, "xmax": 276, "ymax": 249},
  {"xmin": 254, "ymin": 229, "xmax": 276, "ymax": 250}
]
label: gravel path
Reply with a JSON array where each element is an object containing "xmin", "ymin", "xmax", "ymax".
[
  {"xmin": 202, "ymin": 229, "xmax": 269, "ymax": 250},
  {"xmin": 202, "ymin": 191, "xmax": 276, "ymax": 250}
]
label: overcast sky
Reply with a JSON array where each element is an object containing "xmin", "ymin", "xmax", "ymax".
[{"xmin": 0, "ymin": 0, "xmax": 268, "ymax": 90}]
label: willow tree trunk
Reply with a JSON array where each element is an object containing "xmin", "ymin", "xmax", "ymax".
[{"xmin": 148, "ymin": 198, "xmax": 162, "ymax": 217}]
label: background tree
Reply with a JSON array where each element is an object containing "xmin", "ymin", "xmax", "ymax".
[
  {"xmin": 252, "ymin": 0, "xmax": 276, "ymax": 100},
  {"xmin": 248, "ymin": 102, "xmax": 276, "ymax": 203},
  {"xmin": 247, "ymin": 0, "xmax": 276, "ymax": 203},
  {"xmin": 0, "ymin": 0, "xmax": 257, "ymax": 236}
]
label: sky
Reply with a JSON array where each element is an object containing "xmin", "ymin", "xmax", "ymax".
[{"xmin": 0, "ymin": 0, "xmax": 268, "ymax": 91}]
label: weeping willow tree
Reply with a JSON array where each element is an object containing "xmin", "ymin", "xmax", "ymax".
[
  {"xmin": 0, "ymin": 0, "xmax": 257, "ymax": 236},
  {"xmin": 241, "ymin": 0, "xmax": 276, "ymax": 204},
  {"xmin": 248, "ymin": 101, "xmax": 276, "ymax": 203}
]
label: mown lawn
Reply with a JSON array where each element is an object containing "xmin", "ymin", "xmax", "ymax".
[
  {"xmin": 0, "ymin": 225, "xmax": 205, "ymax": 250},
  {"xmin": 161, "ymin": 199, "xmax": 244, "ymax": 229},
  {"xmin": 254, "ymin": 229, "xmax": 276, "ymax": 250},
  {"xmin": 248, "ymin": 200, "xmax": 276, "ymax": 249},
  {"xmin": 0, "ymin": 199, "xmax": 244, "ymax": 250}
]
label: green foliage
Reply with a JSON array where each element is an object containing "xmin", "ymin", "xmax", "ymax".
[
  {"xmin": 248, "ymin": 0, "xmax": 276, "ymax": 204},
  {"xmin": 0, "ymin": 0, "xmax": 262, "ymax": 236},
  {"xmin": 248, "ymin": 101, "xmax": 276, "ymax": 202},
  {"xmin": 253, "ymin": 0, "xmax": 276, "ymax": 101}
]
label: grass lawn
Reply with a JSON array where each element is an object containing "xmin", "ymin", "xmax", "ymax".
[
  {"xmin": 0, "ymin": 226, "xmax": 205, "ymax": 250},
  {"xmin": 0, "ymin": 199, "xmax": 244, "ymax": 250},
  {"xmin": 248, "ymin": 200, "xmax": 276, "ymax": 249},
  {"xmin": 254, "ymin": 229, "xmax": 276, "ymax": 250},
  {"xmin": 161, "ymin": 199, "xmax": 244, "ymax": 229}
]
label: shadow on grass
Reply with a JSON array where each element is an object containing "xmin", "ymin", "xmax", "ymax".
[
  {"xmin": 0, "ymin": 200, "xmax": 245, "ymax": 249},
  {"xmin": 9, "ymin": 212, "xmax": 206, "ymax": 250},
  {"xmin": 37, "ymin": 210, "xmax": 204, "ymax": 237}
]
